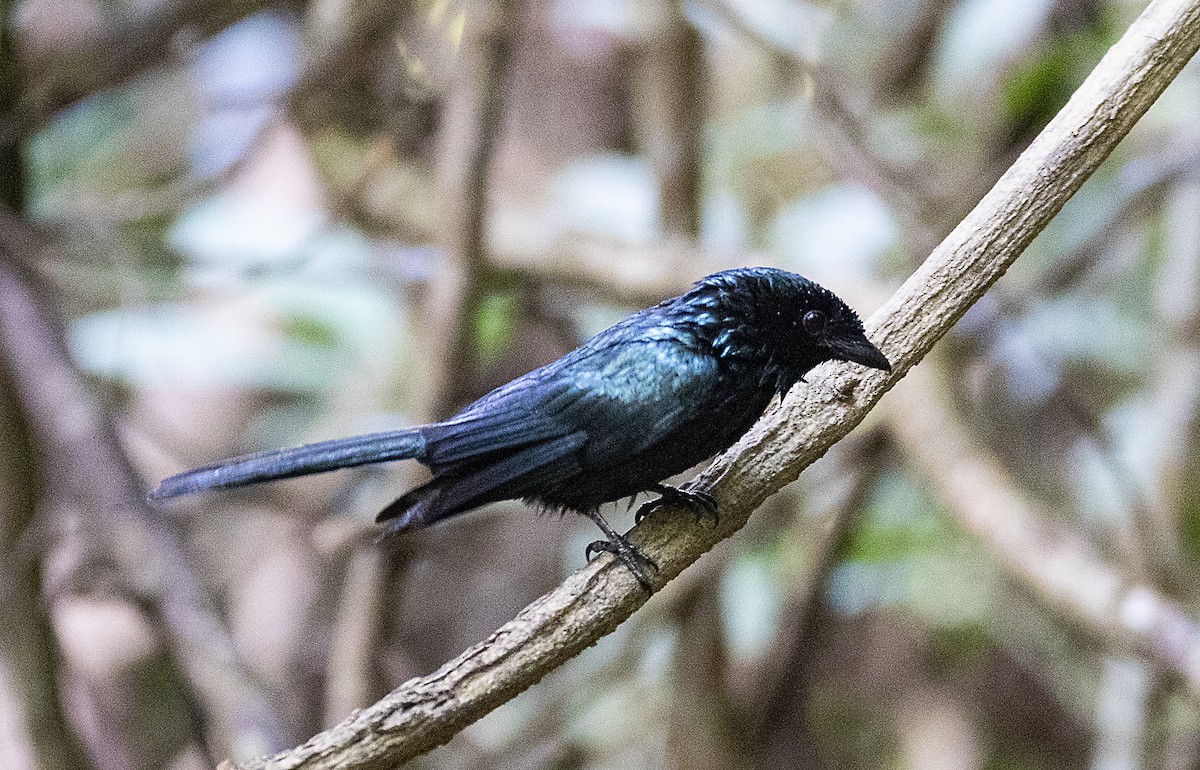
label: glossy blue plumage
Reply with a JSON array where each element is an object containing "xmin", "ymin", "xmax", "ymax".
[{"xmin": 152, "ymin": 268, "xmax": 889, "ymax": 542}]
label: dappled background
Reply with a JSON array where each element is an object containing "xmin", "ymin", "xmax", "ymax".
[{"xmin": 2, "ymin": 0, "xmax": 1200, "ymax": 768}]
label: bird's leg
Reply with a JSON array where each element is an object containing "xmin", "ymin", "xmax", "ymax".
[
  {"xmin": 634, "ymin": 483, "xmax": 719, "ymax": 525},
  {"xmin": 584, "ymin": 509, "xmax": 658, "ymax": 590}
]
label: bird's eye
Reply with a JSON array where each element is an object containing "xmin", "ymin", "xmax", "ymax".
[{"xmin": 802, "ymin": 310, "xmax": 827, "ymax": 336}]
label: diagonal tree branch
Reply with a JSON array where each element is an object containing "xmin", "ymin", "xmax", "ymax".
[
  {"xmin": 225, "ymin": 1, "xmax": 1200, "ymax": 767},
  {"xmin": 18, "ymin": 0, "xmax": 273, "ymax": 126}
]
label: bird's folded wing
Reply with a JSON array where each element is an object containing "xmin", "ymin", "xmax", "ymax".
[
  {"xmin": 378, "ymin": 339, "xmax": 719, "ymax": 527},
  {"xmin": 420, "ymin": 380, "xmax": 581, "ymax": 470},
  {"xmin": 374, "ymin": 429, "xmax": 587, "ymax": 528},
  {"xmin": 431, "ymin": 431, "xmax": 588, "ymax": 514},
  {"xmin": 556, "ymin": 339, "xmax": 719, "ymax": 461},
  {"xmin": 421, "ymin": 338, "xmax": 718, "ymax": 470}
]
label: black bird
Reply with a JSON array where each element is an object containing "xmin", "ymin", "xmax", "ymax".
[{"xmin": 151, "ymin": 267, "xmax": 890, "ymax": 587}]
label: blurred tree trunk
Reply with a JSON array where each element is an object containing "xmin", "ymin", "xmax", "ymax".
[
  {"xmin": 0, "ymin": 0, "xmax": 23, "ymax": 213},
  {"xmin": 666, "ymin": 582, "xmax": 748, "ymax": 770},
  {"xmin": 0, "ymin": 4, "xmax": 90, "ymax": 765},
  {"xmin": 0, "ymin": 355, "xmax": 92, "ymax": 770},
  {"xmin": 637, "ymin": 0, "xmax": 704, "ymax": 238},
  {"xmin": 417, "ymin": 0, "xmax": 516, "ymax": 417},
  {"xmin": 325, "ymin": 0, "xmax": 519, "ymax": 725}
]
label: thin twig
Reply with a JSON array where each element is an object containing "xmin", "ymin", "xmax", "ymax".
[{"xmin": 743, "ymin": 432, "xmax": 884, "ymax": 769}]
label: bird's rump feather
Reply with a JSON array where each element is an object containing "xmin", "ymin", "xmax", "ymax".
[{"xmin": 376, "ymin": 431, "xmax": 587, "ymax": 531}]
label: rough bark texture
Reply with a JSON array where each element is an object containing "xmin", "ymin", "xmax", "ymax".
[{"xmin": 224, "ymin": 1, "xmax": 1200, "ymax": 767}]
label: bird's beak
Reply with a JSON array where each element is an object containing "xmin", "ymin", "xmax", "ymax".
[{"xmin": 831, "ymin": 335, "xmax": 891, "ymax": 372}]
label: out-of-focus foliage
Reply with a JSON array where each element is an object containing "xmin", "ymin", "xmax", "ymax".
[{"xmin": 4, "ymin": 0, "xmax": 1200, "ymax": 768}]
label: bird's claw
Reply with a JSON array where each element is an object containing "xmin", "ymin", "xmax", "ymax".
[
  {"xmin": 585, "ymin": 536, "xmax": 658, "ymax": 590},
  {"xmin": 634, "ymin": 484, "xmax": 719, "ymax": 526}
]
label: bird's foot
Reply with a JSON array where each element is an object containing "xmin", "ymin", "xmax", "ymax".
[
  {"xmin": 585, "ymin": 536, "xmax": 658, "ymax": 590},
  {"xmin": 634, "ymin": 483, "xmax": 719, "ymax": 526},
  {"xmin": 585, "ymin": 509, "xmax": 658, "ymax": 590}
]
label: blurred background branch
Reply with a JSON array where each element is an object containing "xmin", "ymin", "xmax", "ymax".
[
  {"xmin": 888, "ymin": 359, "xmax": 1200, "ymax": 685},
  {"xmin": 0, "ymin": 245, "xmax": 290, "ymax": 764},
  {"xmin": 0, "ymin": 305, "xmax": 93, "ymax": 770}
]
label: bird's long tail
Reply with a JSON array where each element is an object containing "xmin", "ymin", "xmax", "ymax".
[{"xmin": 149, "ymin": 429, "xmax": 426, "ymax": 501}]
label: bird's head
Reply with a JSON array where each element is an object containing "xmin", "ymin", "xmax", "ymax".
[{"xmin": 684, "ymin": 267, "xmax": 890, "ymax": 395}]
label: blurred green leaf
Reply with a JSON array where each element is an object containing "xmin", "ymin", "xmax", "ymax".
[
  {"xmin": 27, "ymin": 91, "xmax": 135, "ymax": 211},
  {"xmin": 475, "ymin": 292, "xmax": 518, "ymax": 363}
]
